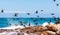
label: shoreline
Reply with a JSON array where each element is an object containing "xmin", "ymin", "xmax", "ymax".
[{"xmin": 0, "ymin": 22, "xmax": 60, "ymax": 35}]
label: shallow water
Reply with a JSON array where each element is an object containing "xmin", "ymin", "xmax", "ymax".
[{"xmin": 0, "ymin": 18, "xmax": 58, "ymax": 28}]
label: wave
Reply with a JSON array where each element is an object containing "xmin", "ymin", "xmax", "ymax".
[
  {"xmin": 0, "ymin": 25, "xmax": 25, "ymax": 29},
  {"xmin": 0, "ymin": 22, "xmax": 55, "ymax": 29},
  {"xmin": 42, "ymin": 22, "xmax": 55, "ymax": 27}
]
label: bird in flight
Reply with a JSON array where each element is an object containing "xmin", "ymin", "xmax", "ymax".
[
  {"xmin": 1, "ymin": 9, "xmax": 4, "ymax": 13},
  {"xmin": 14, "ymin": 13, "xmax": 18, "ymax": 17},
  {"xmin": 27, "ymin": 13, "xmax": 30, "ymax": 15},
  {"xmin": 53, "ymin": 0, "xmax": 56, "ymax": 2},
  {"xmin": 51, "ymin": 13, "xmax": 54, "ymax": 15},
  {"xmin": 41, "ymin": 10, "xmax": 43, "ymax": 11},
  {"xmin": 35, "ymin": 10, "xmax": 38, "ymax": 14},
  {"xmin": 37, "ymin": 15, "xmax": 39, "ymax": 18},
  {"xmin": 56, "ymin": 4, "xmax": 59, "ymax": 6}
]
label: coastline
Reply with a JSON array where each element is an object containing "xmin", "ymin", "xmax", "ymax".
[{"xmin": 0, "ymin": 22, "xmax": 60, "ymax": 35}]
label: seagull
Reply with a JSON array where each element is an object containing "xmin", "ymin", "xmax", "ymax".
[
  {"xmin": 27, "ymin": 13, "xmax": 30, "ymax": 15},
  {"xmin": 14, "ymin": 13, "xmax": 18, "ymax": 17},
  {"xmin": 41, "ymin": 10, "xmax": 43, "ymax": 11},
  {"xmin": 35, "ymin": 22, "xmax": 38, "ymax": 26},
  {"xmin": 51, "ymin": 13, "xmax": 54, "ymax": 15},
  {"xmin": 1, "ymin": 9, "xmax": 4, "ymax": 13},
  {"xmin": 35, "ymin": 10, "xmax": 38, "ymax": 14},
  {"xmin": 56, "ymin": 4, "xmax": 59, "ymax": 6},
  {"xmin": 37, "ymin": 15, "xmax": 39, "ymax": 18},
  {"xmin": 33, "ymin": 19, "xmax": 37, "ymax": 22},
  {"xmin": 53, "ymin": 0, "xmax": 56, "ymax": 2}
]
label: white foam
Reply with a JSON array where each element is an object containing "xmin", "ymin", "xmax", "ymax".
[
  {"xmin": 42, "ymin": 22, "xmax": 49, "ymax": 27},
  {"xmin": 42, "ymin": 22, "xmax": 55, "ymax": 27},
  {"xmin": 26, "ymin": 22, "xmax": 35, "ymax": 27},
  {"xmin": 0, "ymin": 25, "xmax": 25, "ymax": 29}
]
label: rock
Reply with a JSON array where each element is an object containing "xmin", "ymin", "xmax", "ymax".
[
  {"xmin": 56, "ymin": 29, "xmax": 60, "ymax": 35},
  {"xmin": 46, "ymin": 31, "xmax": 56, "ymax": 35},
  {"xmin": 28, "ymin": 33, "xmax": 38, "ymax": 35}
]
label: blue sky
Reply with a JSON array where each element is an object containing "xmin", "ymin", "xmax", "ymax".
[{"xmin": 0, "ymin": 0, "xmax": 60, "ymax": 18}]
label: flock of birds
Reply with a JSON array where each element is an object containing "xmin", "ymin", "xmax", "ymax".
[
  {"xmin": 0, "ymin": 0, "xmax": 60, "ymax": 26},
  {"xmin": 0, "ymin": 0, "xmax": 59, "ymax": 18},
  {"xmin": 9, "ymin": 18, "xmax": 60, "ymax": 27},
  {"xmin": 0, "ymin": 9, "xmax": 55, "ymax": 18}
]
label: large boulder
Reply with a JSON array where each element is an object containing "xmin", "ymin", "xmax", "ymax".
[{"xmin": 46, "ymin": 31, "xmax": 56, "ymax": 35}]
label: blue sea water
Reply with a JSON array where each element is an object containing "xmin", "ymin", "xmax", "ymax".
[{"xmin": 0, "ymin": 18, "xmax": 59, "ymax": 28}]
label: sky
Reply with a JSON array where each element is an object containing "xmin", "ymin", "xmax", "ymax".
[{"xmin": 0, "ymin": 0, "xmax": 60, "ymax": 18}]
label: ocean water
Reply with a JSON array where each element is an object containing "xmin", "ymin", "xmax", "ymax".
[{"xmin": 0, "ymin": 18, "xmax": 59, "ymax": 28}]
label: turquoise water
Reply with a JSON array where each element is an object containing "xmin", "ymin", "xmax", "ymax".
[{"xmin": 0, "ymin": 18, "xmax": 59, "ymax": 28}]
